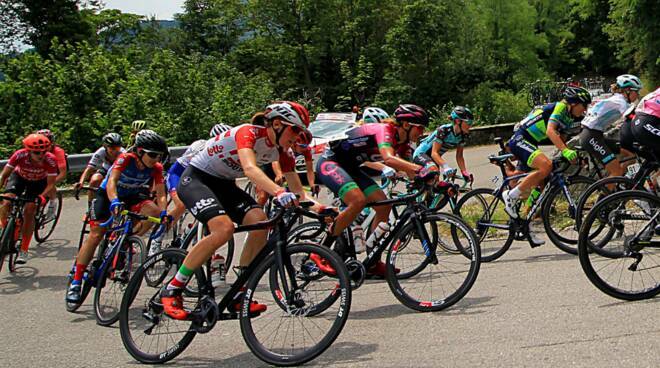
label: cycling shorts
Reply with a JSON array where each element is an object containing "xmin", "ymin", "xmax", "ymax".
[
  {"xmin": 315, "ymin": 155, "xmax": 380, "ymax": 202},
  {"xmin": 5, "ymin": 173, "xmax": 47, "ymax": 200},
  {"xmin": 579, "ymin": 127, "xmax": 620, "ymax": 165},
  {"xmin": 166, "ymin": 161, "xmax": 186, "ymax": 193},
  {"xmin": 412, "ymin": 153, "xmax": 435, "ymax": 167},
  {"xmin": 631, "ymin": 112, "xmax": 660, "ymax": 155},
  {"xmin": 507, "ymin": 134, "xmax": 542, "ymax": 172},
  {"xmin": 619, "ymin": 121, "xmax": 636, "ymax": 154},
  {"xmin": 90, "ymin": 189, "xmax": 152, "ymax": 225},
  {"xmin": 95, "ymin": 167, "xmax": 109, "ymax": 177},
  {"xmin": 177, "ymin": 165, "xmax": 259, "ymax": 224}
]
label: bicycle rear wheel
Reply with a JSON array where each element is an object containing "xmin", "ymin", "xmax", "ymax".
[
  {"xmin": 241, "ymin": 242, "xmax": 351, "ymax": 366},
  {"xmin": 543, "ymin": 176, "xmax": 594, "ymax": 254},
  {"xmin": 0, "ymin": 219, "xmax": 17, "ymax": 273},
  {"xmin": 94, "ymin": 236, "xmax": 145, "ymax": 326},
  {"xmin": 386, "ymin": 213, "xmax": 480, "ymax": 312},
  {"xmin": 34, "ymin": 191, "xmax": 63, "ymax": 243},
  {"xmin": 578, "ymin": 190, "xmax": 660, "ymax": 300},
  {"xmin": 119, "ymin": 249, "xmax": 203, "ymax": 364},
  {"xmin": 454, "ymin": 188, "xmax": 513, "ymax": 262}
]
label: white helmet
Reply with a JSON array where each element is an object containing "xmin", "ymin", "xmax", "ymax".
[
  {"xmin": 616, "ymin": 74, "xmax": 643, "ymax": 91},
  {"xmin": 362, "ymin": 107, "xmax": 390, "ymax": 124},
  {"xmin": 210, "ymin": 123, "xmax": 232, "ymax": 137},
  {"xmin": 189, "ymin": 139, "xmax": 207, "ymax": 153},
  {"xmin": 264, "ymin": 101, "xmax": 310, "ymax": 130}
]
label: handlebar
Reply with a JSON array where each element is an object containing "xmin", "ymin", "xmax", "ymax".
[
  {"xmin": 99, "ymin": 209, "xmax": 163, "ymax": 231},
  {"xmin": 74, "ymin": 186, "xmax": 98, "ymax": 200}
]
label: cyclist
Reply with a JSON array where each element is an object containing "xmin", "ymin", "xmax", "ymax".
[
  {"xmin": 0, "ymin": 134, "xmax": 57, "ymax": 264},
  {"xmin": 75, "ymin": 133, "xmax": 125, "ymax": 202},
  {"xmin": 315, "ymin": 104, "xmax": 438, "ymax": 277},
  {"xmin": 66, "ymin": 130, "xmax": 170, "ymax": 303},
  {"xmin": 503, "ymin": 86, "xmax": 592, "ymax": 244},
  {"xmin": 160, "ymin": 101, "xmax": 313, "ymax": 320},
  {"xmin": 128, "ymin": 120, "xmax": 147, "ymax": 147},
  {"xmin": 360, "ymin": 107, "xmax": 390, "ymax": 125},
  {"xmin": 579, "ymin": 74, "xmax": 642, "ymax": 177},
  {"xmin": 413, "ymin": 106, "xmax": 475, "ymax": 182},
  {"xmin": 631, "ymin": 86, "xmax": 660, "ymax": 153},
  {"xmin": 37, "ymin": 129, "xmax": 67, "ymax": 217}
]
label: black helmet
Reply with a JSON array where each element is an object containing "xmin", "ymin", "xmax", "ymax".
[
  {"xmin": 450, "ymin": 106, "xmax": 474, "ymax": 123},
  {"xmin": 134, "ymin": 129, "xmax": 168, "ymax": 153},
  {"xmin": 394, "ymin": 104, "xmax": 430, "ymax": 126},
  {"xmin": 563, "ymin": 86, "xmax": 592, "ymax": 105},
  {"xmin": 102, "ymin": 132, "xmax": 123, "ymax": 147}
]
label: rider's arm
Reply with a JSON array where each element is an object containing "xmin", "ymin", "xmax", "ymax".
[
  {"xmin": 54, "ymin": 148, "xmax": 67, "ymax": 183},
  {"xmin": 304, "ymin": 155, "xmax": 315, "ymax": 189},
  {"xmin": 106, "ymin": 169, "xmax": 121, "ymax": 202},
  {"xmin": 455, "ymin": 146, "xmax": 467, "ymax": 173},
  {"xmin": 77, "ymin": 166, "xmax": 94, "ymax": 186},
  {"xmin": 431, "ymin": 142, "xmax": 447, "ymax": 167},
  {"xmin": 154, "ymin": 182, "xmax": 168, "ymax": 212},
  {"xmin": 283, "ymin": 171, "xmax": 322, "ymax": 210},
  {"xmin": 271, "ymin": 161, "xmax": 284, "ymax": 184},
  {"xmin": 0, "ymin": 165, "xmax": 14, "ymax": 189},
  {"xmin": 380, "ymin": 146, "xmax": 419, "ymax": 178},
  {"xmin": 546, "ymin": 122, "xmax": 568, "ymax": 151},
  {"xmin": 239, "ymin": 148, "xmax": 282, "ymax": 196},
  {"xmin": 41, "ymin": 175, "xmax": 56, "ymax": 198}
]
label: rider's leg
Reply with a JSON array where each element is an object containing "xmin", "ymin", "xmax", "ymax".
[
  {"xmin": 511, "ymin": 152, "xmax": 552, "ymax": 200},
  {"xmin": 173, "ymin": 215, "xmax": 235, "ymax": 279},
  {"xmin": 0, "ymin": 194, "xmax": 16, "ymax": 228},
  {"xmin": 238, "ymin": 208, "xmax": 268, "ymax": 267},
  {"xmin": 316, "ymin": 156, "xmax": 366, "ymax": 236},
  {"xmin": 332, "ymin": 188, "xmax": 366, "ymax": 236},
  {"xmin": 88, "ymin": 173, "xmax": 103, "ymax": 203},
  {"xmin": 132, "ymin": 200, "xmax": 161, "ymax": 236},
  {"xmin": 169, "ymin": 191, "xmax": 186, "ymax": 224},
  {"xmin": 19, "ymin": 202, "xmax": 37, "ymax": 252}
]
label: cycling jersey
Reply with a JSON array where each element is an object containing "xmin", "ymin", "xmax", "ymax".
[
  {"xmin": 581, "ymin": 93, "xmax": 629, "ymax": 132},
  {"xmin": 6, "ymin": 149, "xmax": 58, "ymax": 181},
  {"xmin": 176, "ymin": 139, "xmax": 206, "ymax": 167},
  {"xmin": 190, "ymin": 124, "xmax": 294, "ymax": 179},
  {"xmin": 413, "ymin": 123, "xmax": 465, "ymax": 158},
  {"xmin": 325, "ymin": 123, "xmax": 410, "ymax": 164},
  {"xmin": 100, "ymin": 152, "xmax": 164, "ymax": 197},
  {"xmin": 50, "ymin": 145, "xmax": 67, "ymax": 170},
  {"xmin": 517, "ymin": 102, "xmax": 578, "ymax": 143},
  {"xmin": 637, "ymin": 87, "xmax": 660, "ymax": 118},
  {"xmin": 88, "ymin": 146, "xmax": 126, "ymax": 172}
]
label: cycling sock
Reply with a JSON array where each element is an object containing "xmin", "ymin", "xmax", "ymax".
[
  {"xmin": 509, "ymin": 187, "xmax": 522, "ymax": 200},
  {"xmin": 167, "ymin": 264, "xmax": 193, "ymax": 290},
  {"xmin": 20, "ymin": 234, "xmax": 32, "ymax": 252},
  {"xmin": 73, "ymin": 263, "xmax": 87, "ymax": 282}
]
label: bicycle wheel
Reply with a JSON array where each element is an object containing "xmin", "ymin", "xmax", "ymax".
[
  {"xmin": 575, "ymin": 176, "xmax": 634, "ymax": 230},
  {"xmin": 287, "ymin": 221, "xmax": 324, "ymax": 243},
  {"xmin": 454, "ymin": 188, "xmax": 513, "ymax": 262},
  {"xmin": 386, "ymin": 213, "xmax": 480, "ymax": 312},
  {"xmin": 578, "ymin": 190, "xmax": 660, "ymax": 300},
  {"xmin": 542, "ymin": 176, "xmax": 594, "ymax": 254},
  {"xmin": 94, "ymin": 236, "xmax": 145, "ymax": 326},
  {"xmin": 34, "ymin": 191, "xmax": 63, "ymax": 243},
  {"xmin": 119, "ymin": 249, "xmax": 203, "ymax": 364},
  {"xmin": 241, "ymin": 242, "xmax": 351, "ymax": 366},
  {"xmin": 0, "ymin": 219, "xmax": 16, "ymax": 273}
]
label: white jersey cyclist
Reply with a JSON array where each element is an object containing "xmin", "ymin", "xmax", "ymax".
[
  {"xmin": 190, "ymin": 124, "xmax": 295, "ymax": 179},
  {"xmin": 581, "ymin": 93, "xmax": 629, "ymax": 132},
  {"xmin": 176, "ymin": 139, "xmax": 207, "ymax": 167},
  {"xmin": 88, "ymin": 146, "xmax": 126, "ymax": 174}
]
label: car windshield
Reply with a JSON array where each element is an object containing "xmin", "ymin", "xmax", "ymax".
[{"xmin": 309, "ymin": 121, "xmax": 354, "ymax": 138}]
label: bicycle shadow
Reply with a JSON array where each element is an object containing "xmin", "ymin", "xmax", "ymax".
[
  {"xmin": 439, "ymin": 295, "xmax": 498, "ymax": 316},
  {"xmin": 163, "ymin": 341, "xmax": 378, "ymax": 368},
  {"xmin": 0, "ymin": 266, "xmax": 69, "ymax": 295},
  {"xmin": 33, "ymin": 238, "xmax": 75, "ymax": 261},
  {"xmin": 492, "ymin": 250, "xmax": 575, "ymax": 265},
  {"xmin": 598, "ymin": 296, "xmax": 660, "ymax": 308}
]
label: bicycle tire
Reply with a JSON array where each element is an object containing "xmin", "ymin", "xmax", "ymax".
[
  {"xmin": 386, "ymin": 212, "xmax": 480, "ymax": 312},
  {"xmin": 575, "ymin": 176, "xmax": 635, "ymax": 230},
  {"xmin": 34, "ymin": 191, "xmax": 63, "ymax": 243},
  {"xmin": 119, "ymin": 248, "xmax": 203, "ymax": 364},
  {"xmin": 454, "ymin": 188, "xmax": 514, "ymax": 262},
  {"xmin": 578, "ymin": 190, "xmax": 660, "ymax": 300},
  {"xmin": 94, "ymin": 236, "xmax": 145, "ymax": 326},
  {"xmin": 0, "ymin": 219, "xmax": 16, "ymax": 273},
  {"xmin": 542, "ymin": 175, "xmax": 594, "ymax": 254},
  {"xmin": 241, "ymin": 242, "xmax": 351, "ymax": 366}
]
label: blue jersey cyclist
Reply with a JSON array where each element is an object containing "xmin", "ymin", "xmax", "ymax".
[
  {"xmin": 502, "ymin": 86, "xmax": 592, "ymax": 245},
  {"xmin": 66, "ymin": 130, "xmax": 170, "ymax": 304},
  {"xmin": 413, "ymin": 106, "xmax": 474, "ymax": 181}
]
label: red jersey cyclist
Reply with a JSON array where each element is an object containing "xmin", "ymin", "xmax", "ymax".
[
  {"xmin": 36, "ymin": 129, "xmax": 67, "ymax": 218},
  {"xmin": 0, "ymin": 134, "xmax": 57, "ymax": 264},
  {"xmin": 315, "ymin": 104, "xmax": 438, "ymax": 277},
  {"xmin": 160, "ymin": 101, "xmax": 317, "ymax": 320},
  {"xmin": 66, "ymin": 130, "xmax": 170, "ymax": 304}
]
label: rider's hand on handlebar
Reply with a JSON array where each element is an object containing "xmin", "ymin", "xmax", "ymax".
[
  {"xmin": 74, "ymin": 182, "xmax": 83, "ymax": 191},
  {"xmin": 275, "ymin": 189, "xmax": 298, "ymax": 207},
  {"xmin": 381, "ymin": 166, "xmax": 397, "ymax": 179},
  {"xmin": 561, "ymin": 148, "xmax": 578, "ymax": 163},
  {"xmin": 159, "ymin": 210, "xmax": 173, "ymax": 225},
  {"xmin": 37, "ymin": 194, "xmax": 48, "ymax": 207},
  {"xmin": 110, "ymin": 198, "xmax": 123, "ymax": 216},
  {"xmin": 461, "ymin": 170, "xmax": 474, "ymax": 183}
]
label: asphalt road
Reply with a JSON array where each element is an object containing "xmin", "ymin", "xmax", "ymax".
[{"xmin": 1, "ymin": 144, "xmax": 658, "ymax": 368}]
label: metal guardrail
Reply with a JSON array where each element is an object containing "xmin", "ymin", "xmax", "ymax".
[{"xmin": 0, "ymin": 146, "xmax": 189, "ymax": 173}]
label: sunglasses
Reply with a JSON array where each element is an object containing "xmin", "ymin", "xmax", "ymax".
[{"xmin": 141, "ymin": 150, "xmax": 163, "ymax": 160}]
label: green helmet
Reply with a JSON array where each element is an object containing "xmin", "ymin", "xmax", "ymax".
[{"xmin": 131, "ymin": 120, "xmax": 147, "ymax": 131}]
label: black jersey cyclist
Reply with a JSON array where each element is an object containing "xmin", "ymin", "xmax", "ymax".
[{"xmin": 315, "ymin": 104, "xmax": 438, "ymax": 277}]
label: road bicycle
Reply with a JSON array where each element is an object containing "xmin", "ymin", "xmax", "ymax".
[
  {"xmin": 34, "ymin": 190, "xmax": 63, "ymax": 242},
  {"xmin": 118, "ymin": 201, "xmax": 351, "ymax": 366},
  {"xmin": 0, "ymin": 195, "xmax": 40, "ymax": 273}
]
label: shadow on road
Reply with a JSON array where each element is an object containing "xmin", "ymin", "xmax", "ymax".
[
  {"xmin": 33, "ymin": 238, "xmax": 75, "ymax": 261},
  {"xmin": 492, "ymin": 250, "xmax": 575, "ymax": 265},
  {"xmin": 0, "ymin": 266, "xmax": 68, "ymax": 295}
]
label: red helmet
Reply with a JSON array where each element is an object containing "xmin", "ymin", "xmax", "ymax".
[
  {"xmin": 265, "ymin": 101, "xmax": 310, "ymax": 130},
  {"xmin": 394, "ymin": 104, "xmax": 430, "ymax": 126},
  {"xmin": 23, "ymin": 133, "xmax": 51, "ymax": 152}
]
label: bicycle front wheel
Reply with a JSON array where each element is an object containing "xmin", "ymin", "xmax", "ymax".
[
  {"xmin": 241, "ymin": 242, "xmax": 351, "ymax": 366},
  {"xmin": 0, "ymin": 219, "xmax": 17, "ymax": 273},
  {"xmin": 578, "ymin": 190, "xmax": 660, "ymax": 300},
  {"xmin": 94, "ymin": 236, "xmax": 145, "ymax": 326},
  {"xmin": 35, "ymin": 191, "xmax": 63, "ymax": 243},
  {"xmin": 386, "ymin": 213, "xmax": 481, "ymax": 312}
]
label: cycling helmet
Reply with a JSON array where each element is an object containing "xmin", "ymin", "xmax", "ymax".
[
  {"xmin": 36, "ymin": 129, "xmax": 54, "ymax": 142},
  {"xmin": 102, "ymin": 132, "xmax": 123, "ymax": 146},
  {"xmin": 131, "ymin": 120, "xmax": 147, "ymax": 131},
  {"xmin": 616, "ymin": 74, "xmax": 643, "ymax": 91},
  {"xmin": 264, "ymin": 101, "xmax": 310, "ymax": 130},
  {"xmin": 563, "ymin": 86, "xmax": 592, "ymax": 105},
  {"xmin": 450, "ymin": 106, "xmax": 474, "ymax": 123},
  {"xmin": 210, "ymin": 123, "xmax": 232, "ymax": 137},
  {"xmin": 134, "ymin": 129, "xmax": 168, "ymax": 153},
  {"xmin": 362, "ymin": 107, "xmax": 390, "ymax": 124},
  {"xmin": 23, "ymin": 133, "xmax": 51, "ymax": 152},
  {"xmin": 394, "ymin": 104, "xmax": 430, "ymax": 126}
]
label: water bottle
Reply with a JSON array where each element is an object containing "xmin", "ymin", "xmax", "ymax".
[
  {"xmin": 351, "ymin": 224, "xmax": 366, "ymax": 253},
  {"xmin": 365, "ymin": 222, "xmax": 390, "ymax": 250},
  {"xmin": 211, "ymin": 254, "xmax": 226, "ymax": 287}
]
